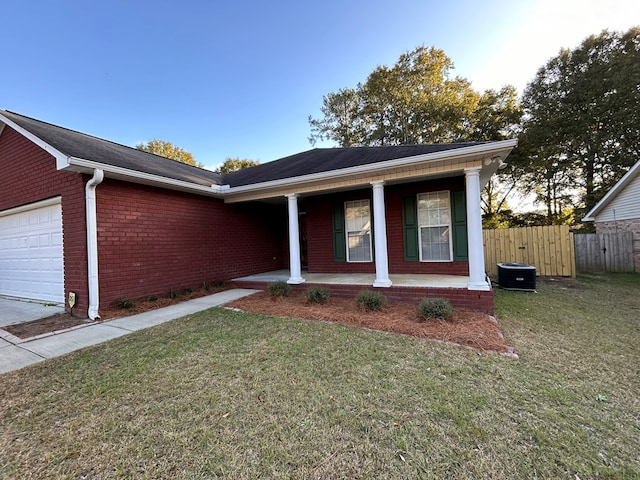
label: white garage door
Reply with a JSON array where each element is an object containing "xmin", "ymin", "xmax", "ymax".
[{"xmin": 0, "ymin": 199, "xmax": 64, "ymax": 303}]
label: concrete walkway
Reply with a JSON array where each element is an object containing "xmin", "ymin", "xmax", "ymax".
[
  {"xmin": 0, "ymin": 288, "xmax": 259, "ymax": 375},
  {"xmin": 0, "ymin": 297, "xmax": 65, "ymax": 327}
]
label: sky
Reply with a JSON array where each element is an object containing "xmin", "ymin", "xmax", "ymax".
[{"xmin": 1, "ymin": 0, "xmax": 638, "ymax": 171}]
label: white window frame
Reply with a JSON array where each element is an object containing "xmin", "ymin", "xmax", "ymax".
[
  {"xmin": 345, "ymin": 199, "xmax": 372, "ymax": 263},
  {"xmin": 417, "ymin": 191, "xmax": 453, "ymax": 262}
]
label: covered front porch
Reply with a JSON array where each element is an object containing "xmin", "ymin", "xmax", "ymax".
[
  {"xmin": 231, "ymin": 270, "xmax": 494, "ymax": 314},
  {"xmin": 223, "ymin": 141, "xmax": 518, "ymax": 315}
]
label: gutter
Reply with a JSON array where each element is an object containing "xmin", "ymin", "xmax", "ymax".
[
  {"xmin": 86, "ymin": 169, "xmax": 104, "ymax": 320},
  {"xmin": 66, "ymin": 157, "xmax": 227, "ymax": 197}
]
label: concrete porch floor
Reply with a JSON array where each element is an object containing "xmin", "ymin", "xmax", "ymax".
[{"xmin": 233, "ymin": 270, "xmax": 470, "ymax": 289}]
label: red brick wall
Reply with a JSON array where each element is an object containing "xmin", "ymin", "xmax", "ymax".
[
  {"xmin": 95, "ymin": 180, "xmax": 286, "ymax": 309},
  {"xmin": 0, "ymin": 125, "xmax": 288, "ymax": 316},
  {"xmin": 305, "ymin": 177, "xmax": 470, "ymax": 275},
  {"xmin": 0, "ymin": 126, "xmax": 88, "ymax": 312}
]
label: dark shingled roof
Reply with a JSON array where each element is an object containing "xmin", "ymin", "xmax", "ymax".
[
  {"xmin": 0, "ymin": 110, "xmax": 223, "ymax": 187},
  {"xmin": 222, "ymin": 143, "xmax": 484, "ymax": 187}
]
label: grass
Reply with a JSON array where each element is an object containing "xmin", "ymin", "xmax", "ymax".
[{"xmin": 1, "ymin": 273, "xmax": 639, "ymax": 479}]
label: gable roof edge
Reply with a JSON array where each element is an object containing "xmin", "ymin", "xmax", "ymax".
[
  {"xmin": 583, "ymin": 159, "xmax": 640, "ymax": 221},
  {"xmin": 0, "ymin": 112, "xmax": 71, "ymax": 169}
]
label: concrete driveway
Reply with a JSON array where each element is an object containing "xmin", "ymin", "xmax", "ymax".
[{"xmin": 0, "ymin": 297, "xmax": 65, "ymax": 327}]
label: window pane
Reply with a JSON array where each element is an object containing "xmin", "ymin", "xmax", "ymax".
[
  {"xmin": 348, "ymin": 232, "xmax": 371, "ymax": 262},
  {"xmin": 345, "ymin": 201, "xmax": 370, "ymax": 231},
  {"xmin": 420, "ymin": 226, "xmax": 450, "ymax": 261},
  {"xmin": 417, "ymin": 191, "xmax": 452, "ymax": 261},
  {"xmin": 345, "ymin": 200, "xmax": 372, "ymax": 262}
]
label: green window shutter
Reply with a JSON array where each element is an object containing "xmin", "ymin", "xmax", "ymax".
[
  {"xmin": 332, "ymin": 202, "xmax": 346, "ymax": 262},
  {"xmin": 402, "ymin": 196, "xmax": 419, "ymax": 262},
  {"xmin": 451, "ymin": 189, "xmax": 468, "ymax": 261}
]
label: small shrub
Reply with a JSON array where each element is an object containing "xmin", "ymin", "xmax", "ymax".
[
  {"xmin": 305, "ymin": 286, "xmax": 330, "ymax": 304},
  {"xmin": 212, "ymin": 280, "xmax": 226, "ymax": 288},
  {"xmin": 167, "ymin": 288, "xmax": 179, "ymax": 299},
  {"xmin": 356, "ymin": 290, "xmax": 386, "ymax": 312},
  {"xmin": 146, "ymin": 295, "xmax": 158, "ymax": 302},
  {"xmin": 202, "ymin": 281, "xmax": 210, "ymax": 291},
  {"xmin": 417, "ymin": 297, "xmax": 454, "ymax": 321},
  {"xmin": 181, "ymin": 287, "xmax": 194, "ymax": 295},
  {"xmin": 268, "ymin": 281, "xmax": 290, "ymax": 299},
  {"xmin": 117, "ymin": 298, "xmax": 136, "ymax": 310}
]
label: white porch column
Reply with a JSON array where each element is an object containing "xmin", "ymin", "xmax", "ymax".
[
  {"xmin": 464, "ymin": 167, "xmax": 490, "ymax": 291},
  {"xmin": 286, "ymin": 193, "xmax": 305, "ymax": 284},
  {"xmin": 371, "ymin": 181, "xmax": 392, "ymax": 287}
]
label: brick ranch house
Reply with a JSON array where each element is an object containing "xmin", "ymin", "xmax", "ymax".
[
  {"xmin": 583, "ymin": 158, "xmax": 640, "ymax": 271},
  {"xmin": 0, "ymin": 110, "xmax": 517, "ymax": 319}
]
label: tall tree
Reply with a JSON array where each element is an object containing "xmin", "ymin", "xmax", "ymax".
[
  {"xmin": 308, "ymin": 46, "xmax": 499, "ymax": 147},
  {"xmin": 308, "ymin": 88, "xmax": 365, "ymax": 146},
  {"xmin": 216, "ymin": 157, "xmax": 260, "ymax": 174},
  {"xmin": 136, "ymin": 139, "xmax": 202, "ymax": 167},
  {"xmin": 468, "ymin": 86, "xmax": 523, "ymax": 227},
  {"xmin": 520, "ymin": 27, "xmax": 640, "ymax": 216},
  {"xmin": 469, "ymin": 86, "xmax": 522, "ymax": 141}
]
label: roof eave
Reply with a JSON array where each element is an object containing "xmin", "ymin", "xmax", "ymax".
[
  {"xmin": 582, "ymin": 159, "xmax": 640, "ymax": 222},
  {"xmin": 224, "ymin": 139, "xmax": 517, "ymax": 200},
  {"xmin": 64, "ymin": 158, "xmax": 227, "ymax": 197}
]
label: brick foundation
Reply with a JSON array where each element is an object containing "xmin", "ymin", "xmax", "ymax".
[{"xmin": 232, "ymin": 280, "xmax": 494, "ymax": 314}]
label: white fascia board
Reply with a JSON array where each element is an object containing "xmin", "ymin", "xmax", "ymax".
[
  {"xmin": 583, "ymin": 159, "xmax": 640, "ymax": 221},
  {"xmin": 0, "ymin": 113, "xmax": 70, "ymax": 169},
  {"xmin": 225, "ymin": 139, "xmax": 518, "ymax": 196},
  {"xmin": 65, "ymin": 157, "xmax": 226, "ymax": 197}
]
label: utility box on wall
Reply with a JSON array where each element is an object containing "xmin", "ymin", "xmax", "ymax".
[{"xmin": 497, "ymin": 263, "xmax": 536, "ymax": 291}]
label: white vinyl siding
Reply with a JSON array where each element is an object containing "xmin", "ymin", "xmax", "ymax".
[
  {"xmin": 345, "ymin": 200, "xmax": 372, "ymax": 262},
  {"xmin": 594, "ymin": 170, "xmax": 640, "ymax": 222},
  {"xmin": 417, "ymin": 191, "xmax": 452, "ymax": 262}
]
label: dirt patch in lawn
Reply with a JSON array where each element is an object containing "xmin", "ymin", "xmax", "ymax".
[
  {"xmin": 226, "ymin": 291, "xmax": 514, "ymax": 355},
  {"xmin": 3, "ymin": 313, "xmax": 91, "ymax": 339}
]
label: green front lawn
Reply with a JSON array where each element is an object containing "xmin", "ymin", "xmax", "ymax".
[{"xmin": 1, "ymin": 274, "xmax": 639, "ymax": 479}]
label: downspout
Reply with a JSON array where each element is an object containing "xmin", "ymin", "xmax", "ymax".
[{"xmin": 86, "ymin": 169, "xmax": 104, "ymax": 320}]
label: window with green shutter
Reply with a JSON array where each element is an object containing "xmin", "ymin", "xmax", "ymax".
[
  {"xmin": 403, "ymin": 189, "xmax": 468, "ymax": 262},
  {"xmin": 332, "ymin": 202, "xmax": 346, "ymax": 262},
  {"xmin": 450, "ymin": 189, "xmax": 468, "ymax": 260},
  {"xmin": 402, "ymin": 196, "xmax": 419, "ymax": 261}
]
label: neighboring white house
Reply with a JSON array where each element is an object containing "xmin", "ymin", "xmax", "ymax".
[{"xmin": 583, "ymin": 159, "xmax": 640, "ymax": 272}]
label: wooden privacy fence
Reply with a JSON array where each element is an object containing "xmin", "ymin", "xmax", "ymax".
[
  {"xmin": 574, "ymin": 232, "xmax": 635, "ymax": 272},
  {"xmin": 483, "ymin": 225, "xmax": 576, "ymax": 278}
]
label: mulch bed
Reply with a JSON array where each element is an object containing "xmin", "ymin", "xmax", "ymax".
[
  {"xmin": 3, "ymin": 313, "xmax": 91, "ymax": 339},
  {"xmin": 226, "ymin": 291, "xmax": 514, "ymax": 354},
  {"xmin": 3, "ymin": 286, "xmax": 515, "ymax": 355},
  {"xmin": 2, "ymin": 286, "xmax": 231, "ymax": 340}
]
